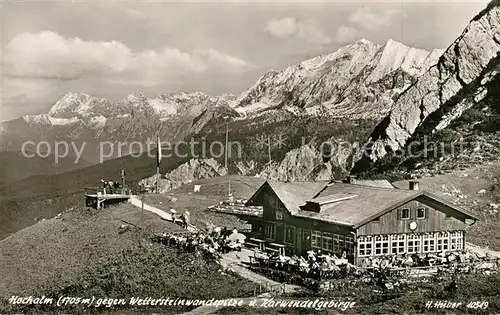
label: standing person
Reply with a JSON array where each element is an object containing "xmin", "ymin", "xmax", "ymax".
[
  {"xmin": 182, "ymin": 211, "xmax": 190, "ymax": 229},
  {"xmin": 302, "ymin": 235, "xmax": 312, "ymax": 254},
  {"xmin": 114, "ymin": 181, "xmax": 120, "ymax": 194}
]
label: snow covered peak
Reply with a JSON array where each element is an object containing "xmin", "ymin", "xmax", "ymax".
[
  {"xmin": 358, "ymin": 38, "xmax": 373, "ymax": 44},
  {"xmin": 351, "ymin": 38, "xmax": 378, "ymax": 48},
  {"xmin": 22, "ymin": 114, "xmax": 79, "ymax": 126},
  {"xmin": 124, "ymin": 92, "xmax": 146, "ymax": 103},
  {"xmin": 365, "ymin": 39, "xmax": 442, "ymax": 83},
  {"xmin": 48, "ymin": 92, "xmax": 112, "ymax": 119},
  {"xmin": 234, "ymin": 37, "xmax": 444, "ymax": 118}
]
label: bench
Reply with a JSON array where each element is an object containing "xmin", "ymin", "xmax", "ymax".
[
  {"xmin": 265, "ymin": 247, "xmax": 281, "ymax": 255},
  {"xmin": 246, "ymin": 238, "xmax": 266, "ymax": 251},
  {"xmin": 266, "ymin": 242, "xmax": 287, "ymax": 256}
]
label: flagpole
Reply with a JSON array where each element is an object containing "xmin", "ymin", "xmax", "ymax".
[
  {"xmin": 224, "ymin": 119, "xmax": 229, "ymax": 170},
  {"xmin": 156, "ymin": 166, "xmax": 160, "ymax": 194},
  {"xmin": 156, "ymin": 135, "xmax": 162, "ymax": 194},
  {"xmin": 268, "ymin": 135, "xmax": 271, "ymax": 163}
]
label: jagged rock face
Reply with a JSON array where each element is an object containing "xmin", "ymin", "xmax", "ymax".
[
  {"xmin": 139, "ymin": 158, "xmax": 228, "ymax": 193},
  {"xmin": 48, "ymin": 92, "xmax": 127, "ymax": 119},
  {"xmin": 353, "ymin": 6, "xmax": 500, "ymax": 173},
  {"xmin": 257, "ymin": 139, "xmax": 358, "ymax": 181},
  {"xmin": 235, "ymin": 161, "xmax": 257, "ymax": 176},
  {"xmin": 235, "ymin": 39, "xmax": 442, "ymax": 119}
]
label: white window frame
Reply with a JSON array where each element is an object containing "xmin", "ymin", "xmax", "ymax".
[
  {"xmin": 374, "ymin": 235, "xmax": 389, "ymax": 256},
  {"xmin": 332, "ymin": 234, "xmax": 344, "ymax": 253},
  {"xmin": 436, "ymin": 231, "xmax": 450, "ymax": 252},
  {"xmin": 391, "ymin": 234, "xmax": 406, "ymax": 255},
  {"xmin": 416, "ymin": 207, "xmax": 426, "ymax": 219},
  {"xmin": 322, "ymin": 232, "xmax": 333, "ymax": 252},
  {"xmin": 345, "ymin": 234, "xmax": 355, "ymax": 255},
  {"xmin": 422, "ymin": 233, "xmax": 436, "ymax": 253},
  {"xmin": 401, "ymin": 208, "xmax": 410, "ymax": 220},
  {"xmin": 311, "ymin": 230, "xmax": 322, "ymax": 249},
  {"xmin": 358, "ymin": 236, "xmax": 373, "ymax": 257},
  {"xmin": 407, "ymin": 234, "xmax": 421, "ymax": 254},
  {"xmin": 450, "ymin": 231, "xmax": 463, "ymax": 251}
]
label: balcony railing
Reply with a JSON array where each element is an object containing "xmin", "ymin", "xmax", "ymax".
[{"xmin": 85, "ymin": 187, "xmax": 132, "ymax": 196}]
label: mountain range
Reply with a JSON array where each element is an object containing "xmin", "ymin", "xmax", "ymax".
[
  {"xmin": 2, "ymin": 0, "xmax": 500, "ymax": 241},
  {"xmin": 352, "ymin": 3, "xmax": 500, "ymax": 177},
  {"xmin": 0, "ymin": 38, "xmax": 442, "ymax": 186}
]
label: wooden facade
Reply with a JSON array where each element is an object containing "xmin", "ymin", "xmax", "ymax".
[
  {"xmin": 245, "ymin": 181, "xmax": 478, "ymax": 266},
  {"xmin": 356, "ymin": 198, "xmax": 469, "ymax": 235},
  {"xmin": 353, "ymin": 196, "xmax": 473, "ymax": 265},
  {"xmin": 247, "ymin": 182, "xmax": 355, "ymax": 260}
]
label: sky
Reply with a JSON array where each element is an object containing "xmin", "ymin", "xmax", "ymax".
[{"xmin": 0, "ymin": 0, "xmax": 490, "ymax": 122}]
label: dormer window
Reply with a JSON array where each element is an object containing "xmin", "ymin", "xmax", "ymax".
[
  {"xmin": 400, "ymin": 208, "xmax": 410, "ymax": 220},
  {"xmin": 417, "ymin": 207, "xmax": 426, "ymax": 219}
]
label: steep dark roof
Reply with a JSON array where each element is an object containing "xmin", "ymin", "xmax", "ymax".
[
  {"xmin": 296, "ymin": 183, "xmax": 421, "ymax": 226},
  {"xmin": 267, "ymin": 180, "xmax": 329, "ymax": 214},
  {"xmin": 245, "ymin": 180, "xmax": 328, "ymax": 214},
  {"xmin": 296, "ymin": 183, "xmax": 479, "ymax": 227},
  {"xmin": 350, "ymin": 179, "xmax": 395, "ymax": 189},
  {"xmin": 246, "ymin": 180, "xmax": 479, "ymax": 227}
]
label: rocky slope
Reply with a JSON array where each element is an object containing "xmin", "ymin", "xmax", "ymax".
[
  {"xmin": 257, "ymin": 138, "xmax": 360, "ymax": 181},
  {"xmin": 234, "ymin": 39, "xmax": 443, "ymax": 119},
  {"xmin": 352, "ymin": 4, "xmax": 500, "ymax": 174},
  {"xmin": 139, "ymin": 158, "xmax": 228, "ymax": 193},
  {"xmin": 0, "ymin": 38, "xmax": 445, "ymax": 188}
]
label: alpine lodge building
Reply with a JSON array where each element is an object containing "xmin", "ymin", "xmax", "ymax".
[{"xmin": 241, "ymin": 177, "xmax": 478, "ymax": 265}]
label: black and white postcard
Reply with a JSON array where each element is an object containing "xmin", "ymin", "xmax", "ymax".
[{"xmin": 1, "ymin": 0, "xmax": 499, "ymax": 314}]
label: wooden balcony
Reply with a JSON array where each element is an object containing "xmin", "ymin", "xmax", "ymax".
[{"xmin": 85, "ymin": 187, "xmax": 132, "ymax": 209}]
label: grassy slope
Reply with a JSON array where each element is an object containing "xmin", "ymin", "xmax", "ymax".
[
  {"xmin": 143, "ymin": 176, "xmax": 266, "ymax": 230},
  {"xmin": 216, "ymin": 272, "xmax": 500, "ymax": 315},
  {"xmin": 0, "ymin": 153, "xmax": 168, "ymax": 240},
  {"xmin": 0, "ymin": 202, "xmax": 256, "ymax": 314},
  {"xmin": 0, "ymin": 115, "xmax": 376, "ymax": 240}
]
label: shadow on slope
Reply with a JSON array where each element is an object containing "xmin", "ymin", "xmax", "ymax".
[{"xmin": 0, "ymin": 203, "xmax": 256, "ymax": 314}]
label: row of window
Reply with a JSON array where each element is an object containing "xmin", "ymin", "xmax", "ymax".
[
  {"xmin": 399, "ymin": 207, "xmax": 426, "ymax": 220},
  {"xmin": 264, "ymin": 224, "xmax": 276, "ymax": 240},
  {"xmin": 264, "ymin": 224, "xmax": 295, "ymax": 244},
  {"xmin": 311, "ymin": 230, "xmax": 355, "ymax": 255},
  {"xmin": 358, "ymin": 231, "xmax": 464, "ymax": 257}
]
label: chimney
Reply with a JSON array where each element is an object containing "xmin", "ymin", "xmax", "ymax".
[
  {"xmin": 409, "ymin": 180, "xmax": 420, "ymax": 191},
  {"xmin": 346, "ymin": 175, "xmax": 357, "ymax": 184}
]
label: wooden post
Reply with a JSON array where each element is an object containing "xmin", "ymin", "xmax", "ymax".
[
  {"xmin": 156, "ymin": 166, "xmax": 160, "ymax": 194},
  {"xmin": 141, "ymin": 192, "xmax": 144, "ymax": 226},
  {"xmin": 268, "ymin": 135, "xmax": 271, "ymax": 163},
  {"xmin": 121, "ymin": 169, "xmax": 125, "ymax": 194},
  {"xmin": 224, "ymin": 120, "xmax": 229, "ymax": 170}
]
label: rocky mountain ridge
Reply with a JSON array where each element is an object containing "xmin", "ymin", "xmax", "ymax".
[
  {"xmin": 234, "ymin": 38, "xmax": 443, "ymax": 119},
  {"xmin": 1, "ymin": 37, "xmax": 438, "ymax": 167},
  {"xmin": 0, "ymin": 91, "xmax": 238, "ymax": 162},
  {"xmin": 352, "ymin": 4, "xmax": 500, "ymax": 174}
]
